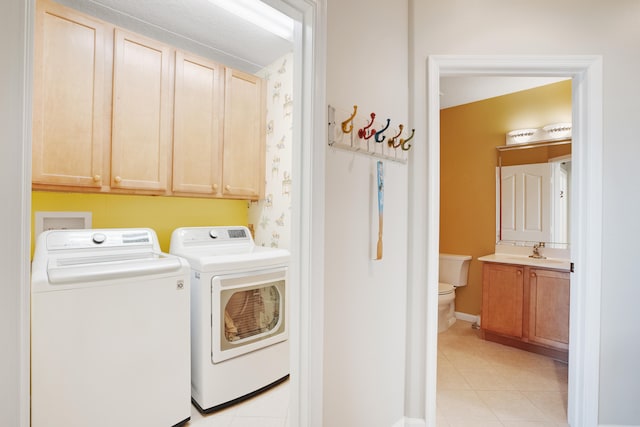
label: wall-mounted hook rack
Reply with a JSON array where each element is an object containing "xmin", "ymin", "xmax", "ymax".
[{"xmin": 328, "ymin": 105, "xmax": 409, "ymax": 164}]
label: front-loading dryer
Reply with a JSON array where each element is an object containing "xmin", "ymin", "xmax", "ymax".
[{"xmin": 170, "ymin": 226, "xmax": 290, "ymax": 413}]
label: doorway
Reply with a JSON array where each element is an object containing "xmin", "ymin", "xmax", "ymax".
[
  {"xmin": 423, "ymin": 55, "xmax": 603, "ymax": 427},
  {"xmin": 438, "ymin": 77, "xmax": 572, "ymax": 423},
  {"xmin": 16, "ymin": 1, "xmax": 326, "ymax": 427}
]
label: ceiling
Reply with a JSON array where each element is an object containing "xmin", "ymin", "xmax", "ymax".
[
  {"xmin": 58, "ymin": 1, "xmax": 566, "ymax": 100},
  {"xmin": 59, "ymin": 0, "xmax": 294, "ymax": 73},
  {"xmin": 440, "ymin": 76, "xmax": 570, "ymax": 109}
]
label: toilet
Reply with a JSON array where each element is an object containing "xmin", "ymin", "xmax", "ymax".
[{"xmin": 438, "ymin": 253, "xmax": 472, "ymax": 333}]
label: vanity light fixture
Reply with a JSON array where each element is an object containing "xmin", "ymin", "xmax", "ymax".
[
  {"xmin": 207, "ymin": 0, "xmax": 294, "ymax": 41},
  {"xmin": 542, "ymin": 122, "xmax": 572, "ymax": 140},
  {"xmin": 506, "ymin": 128, "xmax": 540, "ymax": 145},
  {"xmin": 506, "ymin": 122, "xmax": 572, "ymax": 145}
]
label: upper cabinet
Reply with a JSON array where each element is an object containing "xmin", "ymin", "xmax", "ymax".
[
  {"xmin": 222, "ymin": 69, "xmax": 266, "ymax": 199},
  {"xmin": 32, "ymin": 0, "xmax": 107, "ymax": 189},
  {"xmin": 172, "ymin": 51, "xmax": 223, "ymax": 196},
  {"xmin": 32, "ymin": 0, "xmax": 266, "ymax": 200},
  {"xmin": 111, "ymin": 29, "xmax": 172, "ymax": 193}
]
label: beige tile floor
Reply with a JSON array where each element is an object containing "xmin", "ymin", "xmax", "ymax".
[
  {"xmin": 184, "ymin": 319, "xmax": 567, "ymax": 427},
  {"xmin": 437, "ymin": 320, "xmax": 569, "ymax": 427},
  {"xmin": 185, "ymin": 379, "xmax": 290, "ymax": 427}
]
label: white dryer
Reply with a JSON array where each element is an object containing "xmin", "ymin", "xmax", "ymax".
[
  {"xmin": 31, "ymin": 228, "xmax": 191, "ymax": 427},
  {"xmin": 170, "ymin": 226, "xmax": 290, "ymax": 413}
]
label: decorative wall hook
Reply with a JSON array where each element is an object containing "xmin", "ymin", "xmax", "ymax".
[
  {"xmin": 387, "ymin": 124, "xmax": 404, "ymax": 148},
  {"xmin": 358, "ymin": 112, "xmax": 377, "ymax": 139},
  {"xmin": 374, "ymin": 119, "xmax": 391, "ymax": 143},
  {"xmin": 400, "ymin": 128, "xmax": 415, "ymax": 151},
  {"xmin": 341, "ymin": 104, "xmax": 358, "ymax": 134}
]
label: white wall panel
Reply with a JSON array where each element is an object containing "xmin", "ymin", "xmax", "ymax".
[{"xmin": 324, "ymin": 0, "xmax": 409, "ymax": 425}]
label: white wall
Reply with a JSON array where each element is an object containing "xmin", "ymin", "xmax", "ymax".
[
  {"xmin": 0, "ymin": 0, "xmax": 30, "ymax": 426},
  {"xmin": 409, "ymin": 0, "xmax": 640, "ymax": 424},
  {"xmin": 324, "ymin": 0, "xmax": 409, "ymax": 426}
]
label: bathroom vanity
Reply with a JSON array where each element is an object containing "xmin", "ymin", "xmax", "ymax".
[{"xmin": 478, "ymin": 254, "xmax": 570, "ymax": 362}]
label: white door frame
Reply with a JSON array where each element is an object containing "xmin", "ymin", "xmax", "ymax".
[{"xmin": 423, "ymin": 55, "xmax": 603, "ymax": 427}]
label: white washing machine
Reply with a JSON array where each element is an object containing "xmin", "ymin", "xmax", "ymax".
[
  {"xmin": 31, "ymin": 228, "xmax": 191, "ymax": 427},
  {"xmin": 169, "ymin": 226, "xmax": 290, "ymax": 413}
]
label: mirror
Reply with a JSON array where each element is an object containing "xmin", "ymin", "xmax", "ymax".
[{"xmin": 497, "ymin": 140, "xmax": 571, "ymax": 248}]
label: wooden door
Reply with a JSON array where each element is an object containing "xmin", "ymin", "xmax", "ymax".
[
  {"xmin": 111, "ymin": 29, "xmax": 172, "ymax": 193},
  {"xmin": 172, "ymin": 51, "xmax": 223, "ymax": 196},
  {"xmin": 222, "ymin": 68, "xmax": 266, "ymax": 200},
  {"xmin": 528, "ymin": 268, "xmax": 570, "ymax": 349},
  {"xmin": 482, "ymin": 263, "xmax": 524, "ymax": 338},
  {"xmin": 32, "ymin": 0, "xmax": 106, "ymax": 188}
]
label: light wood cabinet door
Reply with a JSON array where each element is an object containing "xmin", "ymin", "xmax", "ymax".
[
  {"xmin": 482, "ymin": 263, "xmax": 524, "ymax": 338},
  {"xmin": 528, "ymin": 268, "xmax": 570, "ymax": 350},
  {"xmin": 111, "ymin": 29, "xmax": 172, "ymax": 193},
  {"xmin": 172, "ymin": 51, "xmax": 223, "ymax": 196},
  {"xmin": 222, "ymin": 68, "xmax": 266, "ymax": 200},
  {"xmin": 32, "ymin": 0, "xmax": 106, "ymax": 188}
]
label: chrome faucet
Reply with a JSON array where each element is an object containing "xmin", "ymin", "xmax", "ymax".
[{"xmin": 530, "ymin": 242, "xmax": 546, "ymax": 259}]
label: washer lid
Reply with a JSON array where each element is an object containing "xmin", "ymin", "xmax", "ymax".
[{"xmin": 439, "ymin": 282, "xmax": 455, "ymax": 295}]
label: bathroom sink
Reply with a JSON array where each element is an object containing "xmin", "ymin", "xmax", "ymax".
[{"xmin": 479, "ymin": 254, "xmax": 570, "ymax": 270}]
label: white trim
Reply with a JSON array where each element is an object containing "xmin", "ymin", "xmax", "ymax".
[
  {"xmin": 454, "ymin": 311, "xmax": 480, "ymax": 325},
  {"xmin": 392, "ymin": 417, "xmax": 427, "ymax": 427},
  {"xmin": 599, "ymin": 425, "xmax": 640, "ymax": 427},
  {"xmin": 424, "ymin": 55, "xmax": 603, "ymax": 427},
  {"xmin": 20, "ymin": 1, "xmax": 35, "ymax": 427},
  {"xmin": 278, "ymin": 1, "xmax": 326, "ymax": 427}
]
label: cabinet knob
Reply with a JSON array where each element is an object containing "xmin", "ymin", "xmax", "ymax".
[
  {"xmin": 517, "ymin": 270, "xmax": 522, "ymax": 275},
  {"xmin": 114, "ymin": 176, "xmax": 122, "ymax": 184},
  {"xmin": 531, "ymin": 273, "xmax": 537, "ymax": 278},
  {"xmin": 212, "ymin": 184, "xmax": 218, "ymax": 191},
  {"xmin": 93, "ymin": 175, "xmax": 101, "ymax": 183},
  {"xmin": 225, "ymin": 185, "xmax": 231, "ymax": 191}
]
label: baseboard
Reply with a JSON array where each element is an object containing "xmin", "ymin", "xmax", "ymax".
[
  {"xmin": 392, "ymin": 417, "xmax": 426, "ymax": 427},
  {"xmin": 454, "ymin": 311, "xmax": 480, "ymax": 325}
]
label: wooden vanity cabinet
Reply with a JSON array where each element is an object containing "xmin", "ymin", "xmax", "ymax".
[
  {"xmin": 527, "ymin": 268, "xmax": 570, "ymax": 350},
  {"xmin": 481, "ymin": 262, "xmax": 570, "ymax": 361},
  {"xmin": 481, "ymin": 263, "xmax": 524, "ymax": 338}
]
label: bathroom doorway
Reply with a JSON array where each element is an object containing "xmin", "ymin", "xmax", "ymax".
[
  {"xmin": 437, "ymin": 75, "xmax": 572, "ymax": 424},
  {"xmin": 422, "ymin": 55, "xmax": 603, "ymax": 427}
]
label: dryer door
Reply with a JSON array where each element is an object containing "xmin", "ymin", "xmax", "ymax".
[{"xmin": 211, "ymin": 267, "xmax": 287, "ymax": 363}]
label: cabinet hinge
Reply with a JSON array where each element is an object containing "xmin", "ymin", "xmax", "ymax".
[{"xmin": 570, "ymin": 262, "xmax": 575, "ymax": 273}]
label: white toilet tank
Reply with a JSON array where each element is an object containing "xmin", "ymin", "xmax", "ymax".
[{"xmin": 439, "ymin": 253, "xmax": 472, "ymax": 287}]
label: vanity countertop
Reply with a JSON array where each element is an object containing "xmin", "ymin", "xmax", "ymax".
[{"xmin": 478, "ymin": 253, "xmax": 571, "ymax": 272}]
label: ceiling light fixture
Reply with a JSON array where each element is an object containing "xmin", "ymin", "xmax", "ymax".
[{"xmin": 208, "ymin": 0, "xmax": 294, "ymax": 41}]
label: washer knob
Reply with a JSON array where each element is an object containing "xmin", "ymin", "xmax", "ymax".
[
  {"xmin": 209, "ymin": 230, "xmax": 218, "ymax": 239},
  {"xmin": 92, "ymin": 233, "xmax": 106, "ymax": 244}
]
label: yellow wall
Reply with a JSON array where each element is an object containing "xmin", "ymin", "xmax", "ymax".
[
  {"xmin": 31, "ymin": 191, "xmax": 247, "ymax": 256},
  {"xmin": 440, "ymin": 80, "xmax": 572, "ymax": 315}
]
